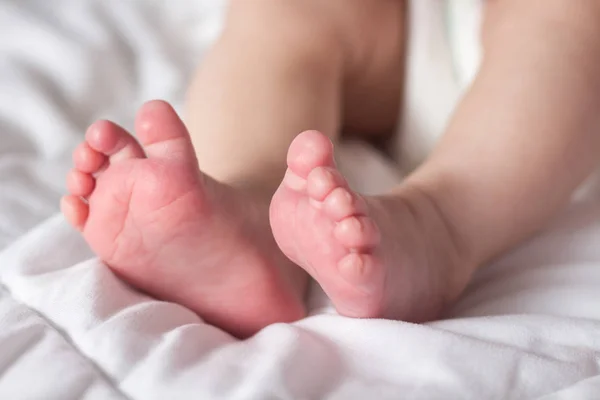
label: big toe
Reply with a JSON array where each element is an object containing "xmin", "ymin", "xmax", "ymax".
[
  {"xmin": 86, "ymin": 120, "xmax": 145, "ymax": 164},
  {"xmin": 135, "ymin": 100, "xmax": 197, "ymax": 166},
  {"xmin": 287, "ymin": 130, "xmax": 335, "ymax": 178},
  {"xmin": 61, "ymin": 195, "xmax": 89, "ymax": 230}
]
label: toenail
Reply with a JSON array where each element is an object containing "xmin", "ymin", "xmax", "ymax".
[
  {"xmin": 338, "ymin": 253, "xmax": 366, "ymax": 280},
  {"xmin": 301, "ymin": 133, "xmax": 320, "ymax": 150},
  {"xmin": 335, "ymin": 217, "xmax": 361, "ymax": 238},
  {"xmin": 87, "ymin": 124, "xmax": 103, "ymax": 143},
  {"xmin": 347, "ymin": 217, "xmax": 363, "ymax": 232},
  {"xmin": 319, "ymin": 168, "xmax": 334, "ymax": 182},
  {"xmin": 308, "ymin": 168, "xmax": 337, "ymax": 200},
  {"xmin": 139, "ymin": 118, "xmax": 152, "ymax": 132},
  {"xmin": 325, "ymin": 188, "xmax": 352, "ymax": 209},
  {"xmin": 309, "ymin": 198, "xmax": 323, "ymax": 209},
  {"xmin": 341, "ymin": 190, "xmax": 353, "ymax": 205},
  {"xmin": 283, "ymin": 169, "xmax": 306, "ymax": 191}
]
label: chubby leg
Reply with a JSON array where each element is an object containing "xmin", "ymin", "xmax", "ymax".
[{"xmin": 186, "ymin": 0, "xmax": 404, "ymax": 189}]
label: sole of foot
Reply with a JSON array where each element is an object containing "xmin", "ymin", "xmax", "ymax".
[{"xmin": 61, "ymin": 100, "xmax": 307, "ymax": 338}]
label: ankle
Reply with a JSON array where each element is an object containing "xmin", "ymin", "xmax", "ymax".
[{"xmin": 390, "ymin": 182, "xmax": 477, "ymax": 304}]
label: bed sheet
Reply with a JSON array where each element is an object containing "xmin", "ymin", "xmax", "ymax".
[{"xmin": 1, "ymin": 1, "xmax": 600, "ymax": 399}]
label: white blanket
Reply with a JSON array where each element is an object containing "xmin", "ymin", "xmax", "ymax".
[{"xmin": 1, "ymin": 1, "xmax": 600, "ymax": 399}]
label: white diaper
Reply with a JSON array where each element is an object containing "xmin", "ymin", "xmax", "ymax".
[{"xmin": 393, "ymin": 0, "xmax": 483, "ymax": 173}]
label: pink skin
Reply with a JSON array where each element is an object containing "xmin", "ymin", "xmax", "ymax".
[
  {"xmin": 61, "ymin": 100, "xmax": 305, "ymax": 338},
  {"xmin": 62, "ymin": 101, "xmax": 456, "ymax": 335},
  {"xmin": 270, "ymin": 130, "xmax": 454, "ymax": 321}
]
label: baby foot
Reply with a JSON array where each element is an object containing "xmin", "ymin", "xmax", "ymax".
[
  {"xmin": 61, "ymin": 100, "xmax": 306, "ymax": 338},
  {"xmin": 270, "ymin": 130, "xmax": 469, "ymax": 321}
]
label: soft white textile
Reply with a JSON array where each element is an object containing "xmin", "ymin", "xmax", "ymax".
[{"xmin": 1, "ymin": 1, "xmax": 600, "ymax": 399}]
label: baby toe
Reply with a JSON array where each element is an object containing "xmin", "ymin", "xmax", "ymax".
[
  {"xmin": 338, "ymin": 253, "xmax": 373, "ymax": 284},
  {"xmin": 66, "ymin": 169, "xmax": 95, "ymax": 197},
  {"xmin": 286, "ymin": 130, "xmax": 335, "ymax": 178},
  {"xmin": 324, "ymin": 187, "xmax": 367, "ymax": 221},
  {"xmin": 282, "ymin": 168, "xmax": 307, "ymax": 192},
  {"xmin": 334, "ymin": 216, "xmax": 380, "ymax": 250},
  {"xmin": 73, "ymin": 142, "xmax": 106, "ymax": 174},
  {"xmin": 61, "ymin": 195, "xmax": 89, "ymax": 230},
  {"xmin": 306, "ymin": 167, "xmax": 347, "ymax": 202},
  {"xmin": 86, "ymin": 120, "xmax": 145, "ymax": 161}
]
